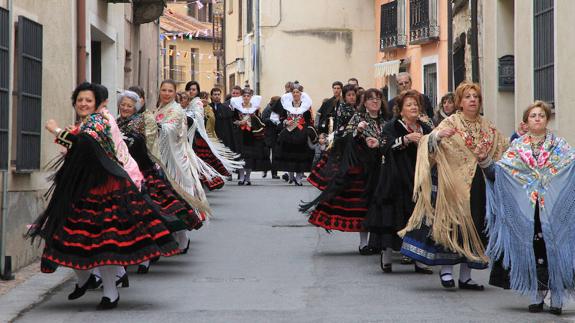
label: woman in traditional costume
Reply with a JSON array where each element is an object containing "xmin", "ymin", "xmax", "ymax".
[
  {"xmin": 116, "ymin": 90, "xmax": 203, "ymax": 264},
  {"xmin": 301, "ymin": 89, "xmax": 385, "ymax": 255},
  {"xmin": 399, "ymin": 82, "xmax": 508, "ymax": 290},
  {"xmin": 308, "ymin": 84, "xmax": 358, "ymax": 190},
  {"xmin": 485, "ymin": 101, "xmax": 575, "ymax": 315},
  {"xmin": 144, "ymin": 80, "xmax": 212, "ymax": 243},
  {"xmin": 365, "ymin": 90, "xmax": 433, "ymax": 273},
  {"xmin": 29, "ymin": 82, "xmax": 179, "ymax": 310},
  {"xmin": 433, "ymin": 92, "xmax": 456, "ymax": 127},
  {"xmin": 230, "ymin": 88, "xmax": 270, "ymax": 185},
  {"xmin": 273, "ymin": 85, "xmax": 316, "ymax": 186}
]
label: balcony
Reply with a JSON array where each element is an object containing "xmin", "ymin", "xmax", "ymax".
[
  {"xmin": 379, "ymin": 0, "xmax": 407, "ymax": 51},
  {"xmin": 409, "ymin": 0, "xmax": 439, "ymax": 45},
  {"xmin": 169, "ymin": 65, "xmax": 187, "ymax": 83}
]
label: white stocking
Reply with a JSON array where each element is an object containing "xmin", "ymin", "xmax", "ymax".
[
  {"xmin": 74, "ymin": 269, "xmax": 91, "ymax": 286},
  {"xmin": 99, "ymin": 266, "xmax": 120, "ymax": 301},
  {"xmin": 359, "ymin": 232, "xmax": 369, "ymax": 248}
]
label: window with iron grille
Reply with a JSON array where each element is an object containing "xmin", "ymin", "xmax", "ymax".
[
  {"xmin": 191, "ymin": 48, "xmax": 199, "ymax": 81},
  {"xmin": 534, "ymin": 0, "xmax": 554, "ymax": 106},
  {"xmin": 16, "ymin": 16, "xmax": 42, "ymax": 172},
  {"xmin": 168, "ymin": 45, "xmax": 176, "ymax": 80},
  {"xmin": 0, "ymin": 8, "xmax": 9, "ymax": 170},
  {"xmin": 424, "ymin": 63, "xmax": 437, "ymax": 107},
  {"xmin": 380, "ymin": 1, "xmax": 406, "ymax": 51},
  {"xmin": 409, "ymin": 0, "xmax": 439, "ymax": 45}
]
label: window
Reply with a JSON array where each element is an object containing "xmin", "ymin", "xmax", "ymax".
[
  {"xmin": 238, "ymin": 0, "xmax": 243, "ymax": 39},
  {"xmin": 91, "ymin": 41, "xmax": 102, "ymax": 84},
  {"xmin": 534, "ymin": 0, "xmax": 554, "ymax": 106},
  {"xmin": 191, "ymin": 48, "xmax": 199, "ymax": 81},
  {"xmin": 16, "ymin": 16, "xmax": 43, "ymax": 172},
  {"xmin": 246, "ymin": 0, "xmax": 253, "ymax": 33},
  {"xmin": 229, "ymin": 73, "xmax": 236, "ymax": 90},
  {"xmin": 423, "ymin": 63, "xmax": 437, "ymax": 107},
  {"xmin": 0, "ymin": 8, "xmax": 9, "ymax": 170},
  {"xmin": 409, "ymin": 0, "xmax": 439, "ymax": 44},
  {"xmin": 453, "ymin": 33, "xmax": 466, "ymax": 88},
  {"xmin": 379, "ymin": 0, "xmax": 406, "ymax": 51}
]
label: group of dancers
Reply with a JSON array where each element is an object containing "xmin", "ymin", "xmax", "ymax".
[{"xmin": 302, "ymin": 76, "xmax": 575, "ymax": 315}]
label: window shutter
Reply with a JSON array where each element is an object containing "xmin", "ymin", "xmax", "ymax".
[
  {"xmin": 0, "ymin": 8, "xmax": 9, "ymax": 170},
  {"xmin": 16, "ymin": 16, "xmax": 42, "ymax": 172},
  {"xmin": 533, "ymin": 0, "xmax": 554, "ymax": 106}
]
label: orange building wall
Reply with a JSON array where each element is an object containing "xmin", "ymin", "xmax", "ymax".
[{"xmin": 374, "ymin": 0, "xmax": 449, "ymax": 105}]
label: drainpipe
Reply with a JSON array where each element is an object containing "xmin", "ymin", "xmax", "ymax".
[
  {"xmin": 1, "ymin": 0, "xmax": 15, "ymax": 280},
  {"xmin": 470, "ymin": 0, "xmax": 480, "ymax": 83},
  {"xmin": 223, "ymin": 0, "xmax": 227, "ymax": 93},
  {"xmin": 447, "ymin": 0, "xmax": 453, "ymax": 91},
  {"xmin": 254, "ymin": 0, "xmax": 260, "ymax": 94},
  {"xmin": 77, "ymin": 0, "xmax": 87, "ymax": 84}
]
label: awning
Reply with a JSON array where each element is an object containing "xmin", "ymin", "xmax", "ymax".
[{"xmin": 374, "ymin": 60, "xmax": 401, "ymax": 78}]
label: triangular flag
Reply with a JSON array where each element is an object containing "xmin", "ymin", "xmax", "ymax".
[{"xmin": 197, "ymin": 1, "xmax": 204, "ymax": 10}]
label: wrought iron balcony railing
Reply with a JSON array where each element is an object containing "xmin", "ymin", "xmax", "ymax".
[
  {"xmin": 379, "ymin": 0, "xmax": 407, "ymax": 51},
  {"xmin": 409, "ymin": 0, "xmax": 439, "ymax": 45}
]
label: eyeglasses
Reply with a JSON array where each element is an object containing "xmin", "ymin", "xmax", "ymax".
[
  {"xmin": 397, "ymin": 82, "xmax": 410, "ymax": 86},
  {"xmin": 367, "ymin": 97, "xmax": 382, "ymax": 102}
]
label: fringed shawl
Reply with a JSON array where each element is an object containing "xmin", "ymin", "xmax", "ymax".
[
  {"xmin": 486, "ymin": 132, "xmax": 575, "ymax": 304},
  {"xmin": 144, "ymin": 100, "xmax": 211, "ymax": 215},
  {"xmin": 399, "ymin": 111, "xmax": 507, "ymax": 262}
]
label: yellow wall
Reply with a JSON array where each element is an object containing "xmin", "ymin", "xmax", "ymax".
[
  {"xmin": 162, "ymin": 34, "xmax": 218, "ymax": 93},
  {"xmin": 374, "ymin": 0, "xmax": 449, "ymax": 106}
]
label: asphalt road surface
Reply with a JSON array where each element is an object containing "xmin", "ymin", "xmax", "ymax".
[{"xmin": 15, "ymin": 176, "xmax": 574, "ymax": 322}]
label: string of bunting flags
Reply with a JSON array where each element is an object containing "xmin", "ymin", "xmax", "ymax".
[{"xmin": 159, "ymin": 47, "xmax": 217, "ymax": 59}]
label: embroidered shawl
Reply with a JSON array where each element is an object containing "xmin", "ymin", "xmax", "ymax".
[
  {"xmin": 486, "ymin": 132, "xmax": 575, "ymax": 303},
  {"xmin": 144, "ymin": 100, "xmax": 211, "ymax": 215},
  {"xmin": 399, "ymin": 111, "xmax": 508, "ymax": 262}
]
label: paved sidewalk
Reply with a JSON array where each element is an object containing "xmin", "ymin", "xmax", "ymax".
[{"xmin": 0, "ymin": 263, "xmax": 72, "ymax": 323}]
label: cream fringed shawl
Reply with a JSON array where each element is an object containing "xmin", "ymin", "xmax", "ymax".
[
  {"xmin": 144, "ymin": 100, "xmax": 211, "ymax": 216},
  {"xmin": 399, "ymin": 112, "xmax": 508, "ymax": 262}
]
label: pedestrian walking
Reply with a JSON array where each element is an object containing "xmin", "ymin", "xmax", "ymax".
[
  {"xmin": 399, "ymin": 82, "xmax": 508, "ymax": 290},
  {"xmin": 485, "ymin": 101, "xmax": 575, "ymax": 315}
]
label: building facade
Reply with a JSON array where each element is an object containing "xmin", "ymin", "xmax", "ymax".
[
  {"xmin": 374, "ymin": 0, "xmax": 449, "ymax": 106},
  {"xmin": 482, "ymin": 0, "xmax": 574, "ymax": 141},
  {"xmin": 160, "ymin": 2, "xmax": 222, "ymax": 92},
  {"xmin": 0, "ymin": 0, "xmax": 162, "ymax": 273},
  {"xmin": 225, "ymin": 0, "xmax": 376, "ymax": 106}
]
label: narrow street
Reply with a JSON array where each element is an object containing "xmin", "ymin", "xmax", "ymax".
[{"xmin": 15, "ymin": 177, "xmax": 572, "ymax": 322}]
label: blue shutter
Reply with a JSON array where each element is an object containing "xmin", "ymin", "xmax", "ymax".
[
  {"xmin": 533, "ymin": 0, "xmax": 554, "ymax": 106},
  {"xmin": 16, "ymin": 16, "xmax": 42, "ymax": 172},
  {"xmin": 0, "ymin": 8, "xmax": 9, "ymax": 170}
]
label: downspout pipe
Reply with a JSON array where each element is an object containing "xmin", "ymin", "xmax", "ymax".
[
  {"xmin": 254, "ymin": 0, "xmax": 260, "ymax": 94},
  {"xmin": 223, "ymin": 0, "xmax": 227, "ymax": 93},
  {"xmin": 77, "ymin": 0, "xmax": 87, "ymax": 84},
  {"xmin": 471, "ymin": 0, "xmax": 480, "ymax": 83},
  {"xmin": 1, "ymin": 0, "xmax": 14, "ymax": 280},
  {"xmin": 447, "ymin": 0, "xmax": 453, "ymax": 91}
]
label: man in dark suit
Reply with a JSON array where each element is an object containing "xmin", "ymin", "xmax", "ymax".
[
  {"xmin": 387, "ymin": 72, "xmax": 433, "ymax": 118},
  {"xmin": 211, "ymin": 86, "xmax": 240, "ymax": 153},
  {"xmin": 315, "ymin": 81, "xmax": 343, "ymax": 134}
]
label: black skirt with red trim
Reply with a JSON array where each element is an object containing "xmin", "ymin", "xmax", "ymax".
[
  {"xmin": 307, "ymin": 166, "xmax": 369, "ymax": 232},
  {"xmin": 193, "ymin": 133, "xmax": 231, "ymax": 177},
  {"xmin": 143, "ymin": 168, "xmax": 202, "ymax": 231},
  {"xmin": 201, "ymin": 174, "xmax": 225, "ymax": 191},
  {"xmin": 41, "ymin": 176, "xmax": 180, "ymax": 273},
  {"xmin": 307, "ymin": 138, "xmax": 347, "ymax": 190}
]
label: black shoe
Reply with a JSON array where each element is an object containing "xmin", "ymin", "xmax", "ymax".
[
  {"xmin": 150, "ymin": 256, "xmax": 160, "ymax": 263},
  {"xmin": 549, "ymin": 306, "xmax": 562, "ymax": 315},
  {"xmin": 380, "ymin": 251, "xmax": 392, "ymax": 273},
  {"xmin": 85, "ymin": 275, "xmax": 102, "ymax": 290},
  {"xmin": 97, "ymin": 296, "xmax": 119, "ymax": 310},
  {"xmin": 294, "ymin": 181, "xmax": 303, "ymax": 186},
  {"xmin": 282, "ymin": 173, "xmax": 289, "ymax": 182},
  {"xmin": 68, "ymin": 274, "xmax": 98, "ymax": 300},
  {"xmin": 440, "ymin": 273, "xmax": 455, "ymax": 289},
  {"xmin": 458, "ymin": 279, "xmax": 484, "ymax": 291},
  {"xmin": 116, "ymin": 273, "xmax": 129, "ymax": 288},
  {"xmin": 528, "ymin": 302, "xmax": 544, "ymax": 313},
  {"xmin": 245, "ymin": 181, "xmax": 251, "ymax": 186},
  {"xmin": 238, "ymin": 180, "xmax": 245, "ymax": 186},
  {"xmin": 137, "ymin": 263, "xmax": 150, "ymax": 274},
  {"xmin": 262, "ymin": 172, "xmax": 267, "ymax": 178},
  {"xmin": 271, "ymin": 173, "xmax": 280, "ymax": 179},
  {"xmin": 359, "ymin": 246, "xmax": 376, "ymax": 256},
  {"xmin": 414, "ymin": 264, "xmax": 433, "ymax": 274}
]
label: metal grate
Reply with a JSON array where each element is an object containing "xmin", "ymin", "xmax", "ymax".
[
  {"xmin": 409, "ymin": 0, "xmax": 439, "ymax": 44},
  {"xmin": 533, "ymin": 0, "xmax": 554, "ymax": 106},
  {"xmin": 0, "ymin": 8, "xmax": 9, "ymax": 170},
  {"xmin": 16, "ymin": 16, "xmax": 43, "ymax": 172},
  {"xmin": 424, "ymin": 63, "xmax": 437, "ymax": 107}
]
